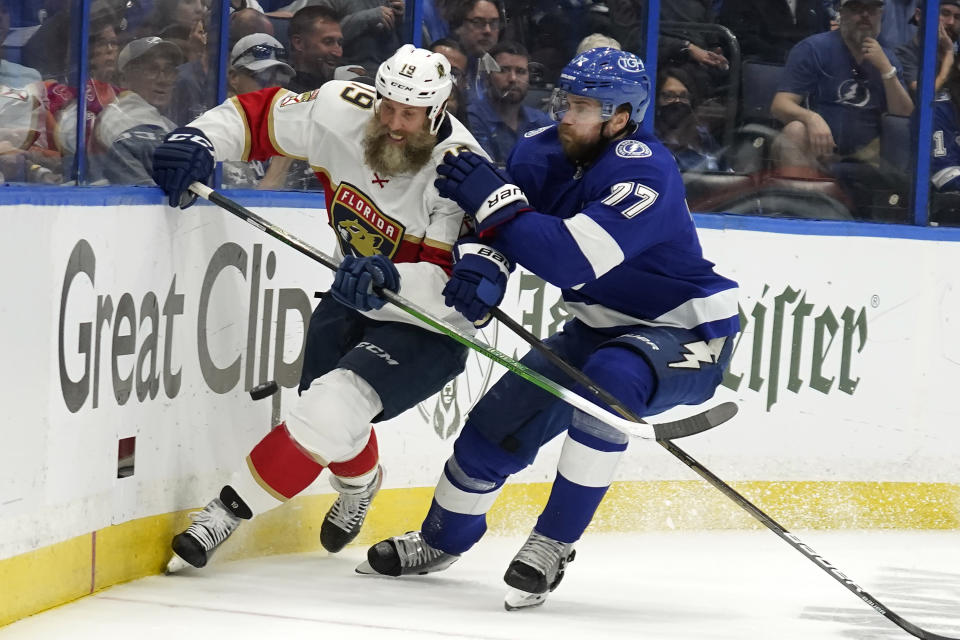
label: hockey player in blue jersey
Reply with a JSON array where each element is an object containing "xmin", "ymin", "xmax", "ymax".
[{"xmin": 360, "ymin": 47, "xmax": 740, "ymax": 610}]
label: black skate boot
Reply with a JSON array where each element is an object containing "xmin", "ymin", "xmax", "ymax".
[
  {"xmin": 356, "ymin": 531, "xmax": 460, "ymax": 576},
  {"xmin": 503, "ymin": 530, "xmax": 576, "ymax": 610},
  {"xmin": 167, "ymin": 486, "xmax": 251, "ymax": 573},
  {"xmin": 320, "ymin": 466, "xmax": 383, "ymax": 553}
]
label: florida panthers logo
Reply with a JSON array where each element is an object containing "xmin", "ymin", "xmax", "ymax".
[
  {"xmin": 329, "ymin": 182, "xmax": 405, "ymax": 258},
  {"xmin": 337, "ymin": 219, "xmax": 384, "ymax": 255}
]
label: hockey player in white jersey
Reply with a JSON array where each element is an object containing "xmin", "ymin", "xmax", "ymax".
[
  {"xmin": 361, "ymin": 48, "xmax": 740, "ymax": 609},
  {"xmin": 150, "ymin": 44, "xmax": 486, "ymax": 572}
]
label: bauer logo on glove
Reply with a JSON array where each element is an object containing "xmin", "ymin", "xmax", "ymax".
[{"xmin": 435, "ymin": 151, "xmax": 531, "ymax": 233}]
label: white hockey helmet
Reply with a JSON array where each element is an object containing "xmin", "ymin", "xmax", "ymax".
[{"xmin": 376, "ymin": 44, "xmax": 453, "ymax": 135}]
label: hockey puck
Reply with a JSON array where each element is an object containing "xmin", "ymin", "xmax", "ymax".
[{"xmin": 249, "ymin": 380, "xmax": 279, "ymax": 401}]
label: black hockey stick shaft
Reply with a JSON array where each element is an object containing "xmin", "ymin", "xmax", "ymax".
[
  {"xmin": 495, "ymin": 308, "xmax": 955, "ymax": 640},
  {"xmin": 490, "ymin": 308, "xmax": 733, "ymax": 440}
]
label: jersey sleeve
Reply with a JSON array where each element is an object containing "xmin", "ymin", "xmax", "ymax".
[
  {"xmin": 189, "ymin": 84, "xmax": 340, "ymax": 163},
  {"xmin": 491, "ymin": 155, "xmax": 678, "ymax": 290},
  {"xmin": 931, "ymin": 98, "xmax": 960, "ymax": 192}
]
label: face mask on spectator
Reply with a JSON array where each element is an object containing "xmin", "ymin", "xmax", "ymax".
[{"xmin": 657, "ymin": 101, "xmax": 694, "ymax": 130}]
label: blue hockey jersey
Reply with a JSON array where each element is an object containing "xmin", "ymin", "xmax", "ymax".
[
  {"xmin": 931, "ymin": 91, "xmax": 960, "ymax": 192},
  {"xmin": 490, "ymin": 124, "xmax": 739, "ymax": 340}
]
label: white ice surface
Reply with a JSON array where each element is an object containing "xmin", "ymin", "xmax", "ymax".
[{"xmin": 2, "ymin": 530, "xmax": 959, "ymax": 640}]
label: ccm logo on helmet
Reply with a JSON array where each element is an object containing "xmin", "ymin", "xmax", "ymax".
[{"xmin": 390, "ymin": 80, "xmax": 414, "ymax": 91}]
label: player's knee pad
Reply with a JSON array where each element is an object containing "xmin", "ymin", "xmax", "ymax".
[
  {"xmin": 286, "ymin": 368, "xmax": 383, "ymax": 463},
  {"xmin": 247, "ymin": 422, "xmax": 325, "ymax": 501}
]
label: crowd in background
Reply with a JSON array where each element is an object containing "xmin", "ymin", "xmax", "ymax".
[{"xmin": 5, "ymin": 0, "xmax": 960, "ymax": 223}]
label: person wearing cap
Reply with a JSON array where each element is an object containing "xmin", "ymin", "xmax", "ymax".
[
  {"xmin": 228, "ymin": 33, "xmax": 296, "ymax": 95},
  {"xmin": 895, "ymin": 0, "xmax": 960, "ymax": 93},
  {"xmin": 771, "ymin": 0, "xmax": 914, "ymax": 171},
  {"xmin": 117, "ymin": 36, "xmax": 186, "ymax": 112},
  {"xmin": 94, "ymin": 37, "xmax": 184, "ymax": 185},
  {"xmin": 221, "ymin": 33, "xmax": 296, "ymax": 188},
  {"xmin": 150, "ymin": 44, "xmax": 489, "ymax": 576}
]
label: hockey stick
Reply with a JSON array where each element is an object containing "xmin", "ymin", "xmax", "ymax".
[
  {"xmin": 186, "ymin": 182, "xmax": 730, "ymax": 441},
  {"xmin": 493, "ymin": 296, "xmax": 957, "ymax": 639},
  {"xmin": 489, "ymin": 308, "xmax": 738, "ymax": 440}
]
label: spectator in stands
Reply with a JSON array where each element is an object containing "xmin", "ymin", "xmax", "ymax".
[
  {"xmin": 879, "ymin": 0, "xmax": 919, "ymax": 50},
  {"xmin": 223, "ymin": 33, "xmax": 296, "ymax": 188},
  {"xmin": 88, "ymin": 14, "xmax": 121, "ymax": 85},
  {"xmin": 229, "ymin": 7, "xmax": 275, "ymax": 46},
  {"xmin": 930, "ymin": 51, "xmax": 960, "ymax": 191},
  {"xmin": 466, "ymin": 40, "xmax": 552, "ymax": 165},
  {"xmin": 895, "ymin": 0, "xmax": 960, "ymax": 93},
  {"xmin": 163, "ymin": 18, "xmax": 216, "ymax": 124},
  {"xmin": 451, "ymin": 0, "xmax": 503, "ymax": 93},
  {"xmin": 143, "ymin": 0, "xmax": 207, "ymax": 36},
  {"xmin": 306, "ymin": 0, "xmax": 404, "ymax": 75},
  {"xmin": 287, "ymin": 5, "xmax": 344, "ymax": 93},
  {"xmin": 98, "ymin": 37, "xmax": 181, "ymax": 184},
  {"xmin": 1, "ymin": 3, "xmax": 43, "ymax": 86},
  {"xmin": 719, "ymin": 0, "xmax": 833, "ymax": 64},
  {"xmin": 771, "ymin": 0, "xmax": 913, "ymax": 172},
  {"xmin": 660, "ymin": 0, "xmax": 729, "ymax": 71},
  {"xmin": 453, "ymin": 0, "xmax": 502, "ymax": 59},
  {"xmin": 655, "ymin": 65, "xmax": 727, "ymax": 172},
  {"xmin": 576, "ymin": 33, "xmax": 621, "ymax": 54},
  {"xmin": 430, "ymin": 38, "xmax": 469, "ymax": 123},
  {"xmin": 228, "ymin": 33, "xmax": 295, "ymax": 95}
]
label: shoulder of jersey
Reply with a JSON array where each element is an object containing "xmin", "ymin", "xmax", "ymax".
[
  {"xmin": 511, "ymin": 123, "xmax": 558, "ymax": 156},
  {"xmin": 275, "ymin": 80, "xmax": 365, "ymax": 111},
  {"xmin": 590, "ymin": 134, "xmax": 674, "ymax": 186},
  {"xmin": 437, "ymin": 116, "xmax": 487, "ymax": 157}
]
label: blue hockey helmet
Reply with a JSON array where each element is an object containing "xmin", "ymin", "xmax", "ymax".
[{"xmin": 550, "ymin": 47, "xmax": 651, "ymax": 123}]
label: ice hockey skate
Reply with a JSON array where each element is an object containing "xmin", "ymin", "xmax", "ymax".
[
  {"xmin": 166, "ymin": 490, "xmax": 248, "ymax": 573},
  {"xmin": 320, "ymin": 465, "xmax": 383, "ymax": 553},
  {"xmin": 503, "ymin": 530, "xmax": 576, "ymax": 611},
  {"xmin": 356, "ymin": 530, "xmax": 460, "ymax": 576}
]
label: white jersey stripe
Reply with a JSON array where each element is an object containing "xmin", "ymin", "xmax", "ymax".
[
  {"xmin": 434, "ymin": 472, "xmax": 503, "ymax": 515},
  {"xmin": 565, "ymin": 287, "xmax": 738, "ymax": 330},
  {"xmin": 556, "ymin": 436, "xmax": 624, "ymax": 488},
  {"xmin": 563, "ymin": 213, "xmax": 625, "ymax": 281}
]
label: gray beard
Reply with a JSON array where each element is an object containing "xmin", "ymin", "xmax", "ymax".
[{"xmin": 362, "ymin": 116, "xmax": 436, "ymax": 176}]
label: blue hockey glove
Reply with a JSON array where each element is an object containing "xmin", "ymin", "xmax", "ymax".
[
  {"xmin": 331, "ymin": 254, "xmax": 401, "ymax": 311},
  {"xmin": 435, "ymin": 151, "xmax": 530, "ymax": 233},
  {"xmin": 152, "ymin": 127, "xmax": 215, "ymax": 209},
  {"xmin": 442, "ymin": 239, "xmax": 513, "ymax": 327}
]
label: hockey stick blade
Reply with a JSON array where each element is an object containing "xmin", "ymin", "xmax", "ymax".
[
  {"xmin": 651, "ymin": 401, "xmax": 737, "ymax": 441},
  {"xmin": 187, "ymin": 183, "xmax": 728, "ymax": 441}
]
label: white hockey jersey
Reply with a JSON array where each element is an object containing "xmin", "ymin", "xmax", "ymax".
[{"xmin": 189, "ymin": 81, "xmax": 486, "ymax": 334}]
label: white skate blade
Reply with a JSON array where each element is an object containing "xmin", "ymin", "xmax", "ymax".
[
  {"xmin": 354, "ymin": 560, "xmax": 378, "ymax": 575},
  {"xmin": 165, "ymin": 554, "xmax": 192, "ymax": 575},
  {"xmin": 504, "ymin": 588, "xmax": 548, "ymax": 611}
]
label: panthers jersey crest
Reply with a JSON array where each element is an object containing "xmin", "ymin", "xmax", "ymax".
[{"xmin": 330, "ymin": 182, "xmax": 407, "ymax": 258}]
